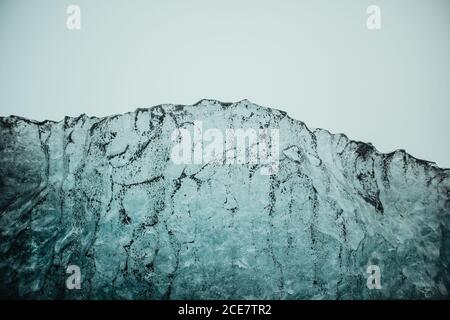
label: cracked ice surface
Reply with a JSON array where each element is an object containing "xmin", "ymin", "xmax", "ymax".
[{"xmin": 0, "ymin": 99, "xmax": 449, "ymax": 299}]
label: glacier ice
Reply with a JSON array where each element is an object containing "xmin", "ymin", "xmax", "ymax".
[{"xmin": 0, "ymin": 99, "xmax": 449, "ymax": 299}]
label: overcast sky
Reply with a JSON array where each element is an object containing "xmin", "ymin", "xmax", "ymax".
[{"xmin": 0, "ymin": 0, "xmax": 449, "ymax": 168}]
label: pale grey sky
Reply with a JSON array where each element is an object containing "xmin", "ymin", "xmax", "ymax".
[{"xmin": 0, "ymin": 0, "xmax": 449, "ymax": 167}]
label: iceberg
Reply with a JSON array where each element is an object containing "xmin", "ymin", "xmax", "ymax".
[{"xmin": 0, "ymin": 99, "xmax": 448, "ymax": 299}]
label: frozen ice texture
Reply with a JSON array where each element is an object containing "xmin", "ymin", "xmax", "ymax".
[{"xmin": 0, "ymin": 99, "xmax": 449, "ymax": 299}]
